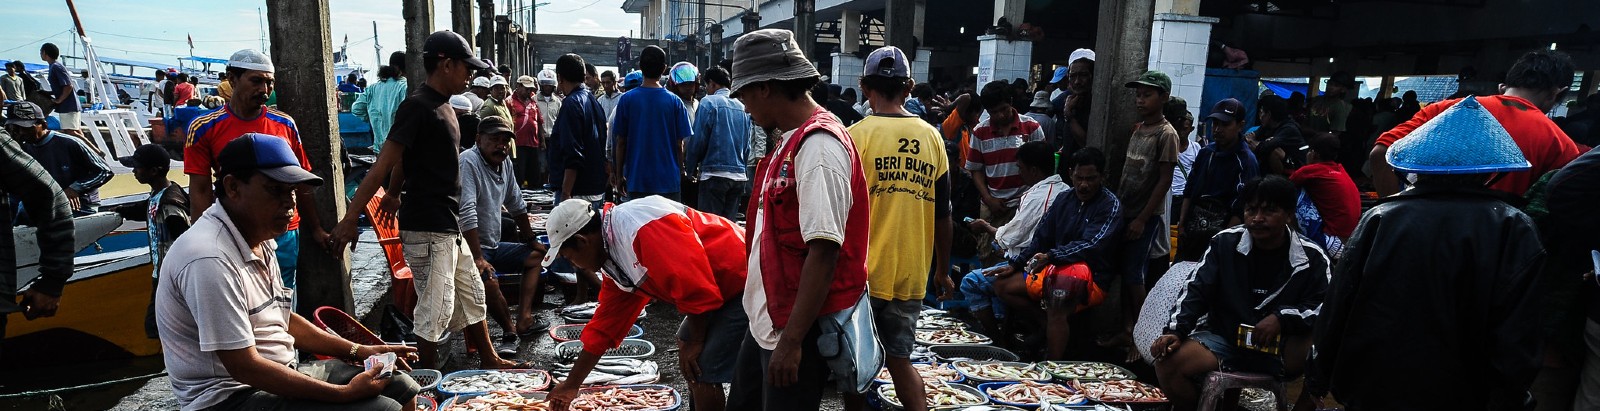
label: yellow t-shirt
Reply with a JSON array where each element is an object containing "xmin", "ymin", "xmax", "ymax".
[{"xmin": 849, "ymin": 114, "xmax": 950, "ymax": 301}]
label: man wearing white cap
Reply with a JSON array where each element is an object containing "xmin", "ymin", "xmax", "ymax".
[
  {"xmin": 463, "ymin": 76, "xmax": 489, "ymax": 111},
  {"xmin": 184, "ymin": 49, "xmax": 327, "ymax": 293},
  {"xmin": 536, "ymin": 69, "xmax": 562, "ymax": 154},
  {"xmin": 477, "ymin": 75, "xmax": 512, "ymax": 122},
  {"xmin": 1053, "ymin": 48, "xmax": 1095, "ymax": 152}
]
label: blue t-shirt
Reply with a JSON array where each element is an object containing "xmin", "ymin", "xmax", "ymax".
[
  {"xmin": 48, "ymin": 62, "xmax": 80, "ymax": 113},
  {"xmin": 611, "ymin": 86, "xmax": 690, "ymax": 194}
]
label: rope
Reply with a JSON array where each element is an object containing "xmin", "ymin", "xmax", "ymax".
[{"xmin": 0, "ymin": 371, "xmax": 167, "ymax": 400}]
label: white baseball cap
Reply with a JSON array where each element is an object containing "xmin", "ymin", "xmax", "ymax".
[
  {"xmin": 537, "ymin": 69, "xmax": 557, "ymax": 85},
  {"xmin": 489, "ymin": 75, "xmax": 508, "ymax": 87},
  {"xmin": 227, "ymin": 49, "xmax": 274, "ymax": 72},
  {"xmin": 1068, "ymin": 48, "xmax": 1096, "ymax": 65},
  {"xmin": 516, "ymin": 75, "xmax": 537, "ymax": 88},
  {"xmin": 471, "ymin": 76, "xmax": 492, "ymax": 88},
  {"xmin": 448, "ymin": 94, "xmax": 472, "ymax": 110},
  {"xmin": 541, "ymin": 199, "xmax": 598, "ymax": 267}
]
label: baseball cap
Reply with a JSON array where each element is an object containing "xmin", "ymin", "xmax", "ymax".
[
  {"xmin": 1068, "ymin": 48, "xmax": 1096, "ymax": 65},
  {"xmin": 537, "ymin": 69, "xmax": 557, "ymax": 85},
  {"xmin": 470, "ymin": 76, "xmax": 491, "ymax": 88},
  {"xmin": 119, "ymin": 144, "xmax": 171, "ymax": 169},
  {"xmin": 423, "ymin": 30, "xmax": 490, "ymax": 70},
  {"xmin": 4, "ymin": 101, "xmax": 46, "ymax": 126},
  {"xmin": 1049, "ymin": 67, "xmax": 1069, "ymax": 84},
  {"xmin": 489, "ymin": 75, "xmax": 508, "ymax": 87},
  {"xmin": 730, "ymin": 29, "xmax": 821, "ymax": 97},
  {"xmin": 1124, "ymin": 70, "xmax": 1171, "ymax": 93},
  {"xmin": 622, "ymin": 70, "xmax": 643, "ymax": 89},
  {"xmin": 216, "ymin": 133, "xmax": 322, "ymax": 186},
  {"xmin": 448, "ymin": 94, "xmax": 472, "ymax": 110},
  {"xmin": 477, "ymin": 115, "xmax": 514, "ymax": 137},
  {"xmin": 863, "ymin": 46, "xmax": 910, "ymax": 79},
  {"xmin": 227, "ymin": 49, "xmax": 274, "ymax": 73},
  {"xmin": 516, "ymin": 75, "xmax": 536, "ymax": 88},
  {"xmin": 1206, "ymin": 98, "xmax": 1245, "ymax": 123},
  {"xmin": 541, "ymin": 199, "xmax": 598, "ymax": 267},
  {"xmin": 1029, "ymin": 91, "xmax": 1051, "ymax": 109},
  {"xmin": 670, "ymin": 62, "xmax": 699, "ymax": 85}
]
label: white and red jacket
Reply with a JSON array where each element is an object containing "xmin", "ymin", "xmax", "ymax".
[{"xmin": 578, "ymin": 196, "xmax": 748, "ymax": 355}]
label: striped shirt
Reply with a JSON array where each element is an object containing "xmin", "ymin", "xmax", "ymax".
[{"xmin": 964, "ymin": 114, "xmax": 1045, "ymax": 205}]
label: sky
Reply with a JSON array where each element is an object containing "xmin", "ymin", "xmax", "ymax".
[{"xmin": 0, "ymin": 0, "xmax": 637, "ymax": 74}]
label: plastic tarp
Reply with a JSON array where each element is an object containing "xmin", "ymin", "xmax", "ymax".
[
  {"xmin": 0, "ymin": 60, "xmax": 50, "ymax": 72},
  {"xmin": 1202, "ymin": 68, "xmax": 1263, "ymax": 130},
  {"xmin": 1261, "ymin": 80, "xmax": 1308, "ymax": 99},
  {"xmin": 180, "ymin": 56, "xmax": 228, "ymax": 66},
  {"xmin": 97, "ymin": 56, "xmax": 169, "ymax": 70}
]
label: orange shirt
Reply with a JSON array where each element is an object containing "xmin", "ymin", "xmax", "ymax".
[
  {"xmin": 941, "ymin": 107, "xmax": 973, "ymax": 165},
  {"xmin": 1377, "ymin": 95, "xmax": 1581, "ymax": 195}
]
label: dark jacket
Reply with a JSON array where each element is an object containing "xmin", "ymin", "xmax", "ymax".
[
  {"xmin": 1013, "ymin": 187, "xmax": 1121, "ymax": 275},
  {"xmin": 550, "ymin": 87, "xmax": 610, "ymax": 197},
  {"xmin": 1306, "ymin": 183, "xmax": 1545, "ymax": 410},
  {"xmin": 1185, "ymin": 141, "xmax": 1260, "ymax": 206},
  {"xmin": 1165, "ymin": 225, "xmax": 1330, "ymax": 345},
  {"xmin": 1545, "ymin": 147, "xmax": 1600, "ymax": 322},
  {"xmin": 1257, "ymin": 119, "xmax": 1306, "ymax": 170},
  {"xmin": 1, "ymin": 133, "xmax": 74, "ymax": 300}
]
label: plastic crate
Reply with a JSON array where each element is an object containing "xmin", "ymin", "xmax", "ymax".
[
  {"xmin": 549, "ymin": 323, "xmax": 644, "ymax": 343},
  {"xmin": 436, "ymin": 369, "xmax": 552, "ymax": 398},
  {"xmin": 929, "ymin": 344, "xmax": 1019, "ymax": 362},
  {"xmin": 977, "ymin": 381, "xmax": 1088, "ymax": 409},
  {"xmin": 406, "ymin": 369, "xmax": 442, "ymax": 392},
  {"xmin": 573, "ymin": 384, "xmax": 681, "ymax": 411},
  {"xmin": 556, "ymin": 338, "xmax": 656, "ymax": 361}
]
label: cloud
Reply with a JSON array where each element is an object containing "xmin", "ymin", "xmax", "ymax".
[{"xmin": 571, "ymin": 19, "xmax": 601, "ymax": 29}]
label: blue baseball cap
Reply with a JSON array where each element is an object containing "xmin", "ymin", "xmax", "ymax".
[
  {"xmin": 1050, "ymin": 67, "xmax": 1069, "ymax": 84},
  {"xmin": 216, "ymin": 133, "xmax": 323, "ymax": 186},
  {"xmin": 623, "ymin": 70, "xmax": 644, "ymax": 89},
  {"xmin": 863, "ymin": 46, "xmax": 911, "ymax": 79}
]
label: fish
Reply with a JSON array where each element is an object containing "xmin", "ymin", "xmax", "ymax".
[
  {"xmin": 554, "ymin": 360, "xmax": 660, "ymax": 386},
  {"xmin": 439, "ymin": 371, "xmax": 550, "ymax": 393}
]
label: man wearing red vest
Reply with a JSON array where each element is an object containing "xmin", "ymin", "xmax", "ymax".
[{"xmin": 724, "ymin": 29, "xmax": 871, "ymax": 411}]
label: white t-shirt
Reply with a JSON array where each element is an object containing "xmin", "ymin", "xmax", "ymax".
[
  {"xmin": 155, "ymin": 203, "xmax": 296, "ymax": 411},
  {"xmin": 744, "ymin": 129, "xmax": 853, "ymax": 350},
  {"xmin": 1173, "ymin": 134, "xmax": 1199, "ymax": 196},
  {"xmin": 995, "ymin": 175, "xmax": 1069, "ymax": 260}
]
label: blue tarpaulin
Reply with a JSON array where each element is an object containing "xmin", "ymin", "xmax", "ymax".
[
  {"xmin": 0, "ymin": 60, "xmax": 50, "ymax": 72},
  {"xmin": 1261, "ymin": 80, "xmax": 1308, "ymax": 98},
  {"xmin": 1202, "ymin": 68, "xmax": 1263, "ymax": 130}
]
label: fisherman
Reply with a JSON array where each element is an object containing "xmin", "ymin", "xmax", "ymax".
[
  {"xmin": 457, "ymin": 116, "xmax": 544, "ymax": 356},
  {"xmin": 543, "ymin": 196, "xmax": 748, "ymax": 411},
  {"xmin": 0, "ymin": 119, "xmax": 74, "ymax": 360},
  {"xmin": 155, "ymin": 134, "xmax": 421, "ymax": 411},
  {"xmin": 6, "ymin": 101, "xmax": 111, "ymax": 215},
  {"xmin": 39, "ymin": 43, "xmax": 84, "ymax": 140},
  {"xmin": 120, "ymin": 144, "xmax": 190, "ymax": 339}
]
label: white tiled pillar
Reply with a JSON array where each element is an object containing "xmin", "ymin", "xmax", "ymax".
[
  {"xmin": 912, "ymin": 48, "xmax": 932, "ymax": 85},
  {"xmin": 976, "ymin": 34, "xmax": 1033, "ymax": 91},
  {"xmin": 1147, "ymin": 13, "xmax": 1219, "ymax": 121},
  {"xmin": 832, "ymin": 52, "xmax": 865, "ymax": 90}
]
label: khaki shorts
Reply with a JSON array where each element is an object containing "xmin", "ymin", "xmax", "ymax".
[
  {"xmin": 55, "ymin": 111, "xmax": 80, "ymax": 131},
  {"xmin": 401, "ymin": 230, "xmax": 488, "ymax": 343}
]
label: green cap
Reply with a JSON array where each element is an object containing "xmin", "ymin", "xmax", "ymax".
[{"xmin": 1125, "ymin": 70, "xmax": 1171, "ymax": 93}]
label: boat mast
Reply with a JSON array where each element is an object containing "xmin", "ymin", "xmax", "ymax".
[
  {"xmin": 63, "ymin": 0, "xmax": 115, "ymax": 110},
  {"xmin": 373, "ymin": 21, "xmax": 382, "ymax": 74}
]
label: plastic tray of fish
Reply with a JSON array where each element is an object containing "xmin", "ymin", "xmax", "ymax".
[
  {"xmin": 1038, "ymin": 361, "xmax": 1137, "ymax": 383},
  {"xmin": 437, "ymin": 369, "xmax": 552, "ymax": 397},
  {"xmin": 559, "ymin": 302, "xmax": 648, "ymax": 324},
  {"xmin": 874, "ymin": 362, "xmax": 963, "ymax": 385},
  {"xmin": 556, "ymin": 339, "xmax": 657, "ymax": 361},
  {"xmin": 877, "ymin": 380, "xmax": 988, "ymax": 409},
  {"xmin": 569, "ymin": 384, "xmax": 681, "ymax": 411},
  {"xmin": 916, "ymin": 315, "xmax": 968, "ymax": 330},
  {"xmin": 550, "ymin": 324, "xmax": 645, "ymax": 343},
  {"xmin": 929, "ymin": 405, "xmax": 1027, "ymax": 411},
  {"xmin": 951, "ymin": 360, "xmax": 1052, "ymax": 383},
  {"xmin": 915, "ymin": 329, "xmax": 992, "ymax": 346},
  {"xmin": 979, "ymin": 381, "xmax": 1088, "ymax": 408},
  {"xmin": 522, "ymin": 190, "xmax": 556, "ymax": 206},
  {"xmin": 529, "ymin": 213, "xmax": 549, "ymax": 231},
  {"xmin": 440, "ymin": 391, "xmax": 553, "ymax": 410},
  {"xmin": 1070, "ymin": 379, "xmax": 1169, "ymax": 404},
  {"xmin": 552, "ymin": 358, "xmax": 661, "ymax": 386}
]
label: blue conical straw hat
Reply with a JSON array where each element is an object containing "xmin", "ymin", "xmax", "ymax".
[{"xmin": 1386, "ymin": 96, "xmax": 1531, "ymax": 174}]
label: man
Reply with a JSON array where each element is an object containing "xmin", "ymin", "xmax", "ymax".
[
  {"xmin": 1546, "ymin": 146, "xmax": 1600, "ymax": 410},
  {"xmin": 463, "ymin": 76, "xmax": 489, "ymax": 111},
  {"xmin": 841, "ymin": 46, "xmax": 952, "ymax": 411},
  {"xmin": 477, "ymin": 75, "xmax": 512, "ymax": 122},
  {"xmin": 40, "ymin": 43, "xmax": 84, "ymax": 139},
  {"xmin": 612, "ymin": 46, "xmax": 692, "ymax": 201},
  {"xmin": 1024, "ymin": 91, "xmax": 1056, "ymax": 145},
  {"xmin": 508, "ymin": 75, "xmax": 545, "ymax": 188},
  {"xmin": 185, "ymin": 49, "xmax": 328, "ymax": 291},
  {"xmin": 1307, "ymin": 71, "xmax": 1353, "ymax": 136},
  {"xmin": 537, "ymin": 53, "xmax": 611, "ymax": 309},
  {"xmin": 536, "ymin": 69, "xmax": 562, "ymax": 154},
  {"xmin": 459, "ymin": 116, "xmax": 543, "ymax": 355},
  {"xmin": 685, "ymin": 67, "xmax": 753, "ymax": 218},
  {"xmin": 156, "ymin": 134, "xmax": 421, "ymax": 411},
  {"xmin": 996, "ymin": 147, "xmax": 1120, "ymax": 360},
  {"xmin": 1288, "ymin": 133, "xmax": 1360, "ymax": 243},
  {"xmin": 669, "ymin": 62, "xmax": 701, "ymax": 122},
  {"xmin": 173, "ymin": 73, "xmax": 196, "ymax": 108},
  {"xmin": 120, "ymin": 144, "xmax": 190, "ymax": 339},
  {"xmin": 724, "ymin": 29, "xmax": 870, "ymax": 411},
  {"xmin": 1113, "ymin": 70, "xmax": 1181, "ymax": 359},
  {"xmin": 1370, "ymin": 50, "xmax": 1582, "ymax": 197},
  {"xmin": 331, "ymin": 31, "xmax": 525, "ymax": 371},
  {"xmin": 1176, "ymin": 98, "xmax": 1259, "ymax": 262},
  {"xmin": 1055, "ymin": 48, "xmax": 1095, "ymax": 153},
  {"xmin": 338, "ymin": 73, "xmax": 363, "ymax": 94},
  {"xmin": 595, "ymin": 70, "xmax": 622, "ymax": 117},
  {"xmin": 965, "ymin": 80, "xmax": 1045, "ymax": 261},
  {"xmin": 1, "ymin": 63, "xmax": 25, "ymax": 104},
  {"xmin": 544, "ymin": 197, "xmax": 749, "ymax": 411},
  {"xmin": 960, "ymin": 141, "xmax": 1071, "ymax": 338},
  {"xmin": 217, "ymin": 73, "xmax": 234, "ymax": 107},
  {"xmin": 7, "ymin": 101, "xmax": 111, "ymax": 215},
  {"xmin": 451, "ymin": 95, "xmax": 481, "ymax": 150},
  {"xmin": 1152, "ymin": 175, "xmax": 1329, "ymax": 411},
  {"xmin": 583, "ymin": 63, "xmax": 600, "ymax": 91},
  {"xmin": 0, "ymin": 116, "xmax": 74, "ymax": 360},
  {"xmin": 144, "ymin": 69, "xmax": 168, "ymax": 116},
  {"xmin": 1253, "ymin": 95, "xmax": 1306, "ymax": 176},
  {"xmin": 1306, "ymin": 97, "xmax": 1545, "ymax": 410}
]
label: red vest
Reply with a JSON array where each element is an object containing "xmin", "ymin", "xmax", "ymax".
[{"xmin": 746, "ymin": 107, "xmax": 869, "ymax": 330}]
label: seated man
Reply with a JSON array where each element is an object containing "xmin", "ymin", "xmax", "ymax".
[
  {"xmin": 6, "ymin": 101, "xmax": 111, "ymax": 215},
  {"xmin": 960, "ymin": 141, "xmax": 1070, "ymax": 337},
  {"xmin": 458, "ymin": 116, "xmax": 548, "ymax": 356},
  {"xmin": 156, "ymin": 134, "xmax": 420, "ymax": 411},
  {"xmin": 1150, "ymin": 175, "xmax": 1330, "ymax": 411},
  {"xmin": 988, "ymin": 147, "xmax": 1120, "ymax": 360}
]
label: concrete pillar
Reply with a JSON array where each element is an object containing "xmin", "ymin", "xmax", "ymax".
[
  {"xmin": 840, "ymin": 10, "xmax": 861, "ymax": 54},
  {"xmin": 832, "ymin": 52, "xmax": 865, "ymax": 92},
  {"xmin": 1308, "ymin": 75, "xmax": 1321, "ymax": 97},
  {"xmin": 403, "ymin": 0, "xmax": 434, "ymax": 92},
  {"xmin": 1581, "ymin": 70, "xmax": 1598, "ymax": 98},
  {"xmin": 993, "ymin": 0, "xmax": 1025, "ymax": 25},
  {"xmin": 911, "ymin": 48, "xmax": 932, "ymax": 84},
  {"xmin": 265, "ymin": 0, "xmax": 351, "ymax": 315},
  {"xmin": 1087, "ymin": 0, "xmax": 1154, "ymax": 185},
  {"xmin": 794, "ymin": 0, "xmax": 816, "ymax": 64},
  {"xmin": 1379, "ymin": 75, "xmax": 1396, "ymax": 99},
  {"xmin": 452, "ymin": 0, "xmax": 474, "ymax": 46},
  {"xmin": 975, "ymin": 35, "xmax": 1032, "ymax": 91},
  {"xmin": 1146, "ymin": 13, "xmax": 1216, "ymax": 126},
  {"xmin": 885, "ymin": 0, "xmax": 916, "ymax": 54},
  {"xmin": 478, "ymin": 0, "xmax": 496, "ymax": 68}
]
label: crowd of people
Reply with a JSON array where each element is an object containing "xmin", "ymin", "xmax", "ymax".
[{"xmin": 3, "ymin": 21, "xmax": 1600, "ymax": 411}]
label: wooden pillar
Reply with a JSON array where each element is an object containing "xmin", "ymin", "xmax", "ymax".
[
  {"xmin": 452, "ymin": 0, "xmax": 475, "ymax": 46},
  {"xmin": 1088, "ymin": 0, "xmax": 1155, "ymax": 185},
  {"xmin": 404, "ymin": 0, "xmax": 434, "ymax": 92},
  {"xmin": 266, "ymin": 0, "xmax": 351, "ymax": 315},
  {"xmin": 478, "ymin": 0, "xmax": 496, "ymax": 68},
  {"xmin": 794, "ymin": 0, "xmax": 815, "ymax": 63}
]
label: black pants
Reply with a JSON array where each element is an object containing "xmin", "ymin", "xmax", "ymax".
[
  {"xmin": 697, "ymin": 177, "xmax": 745, "ymax": 219},
  {"xmin": 726, "ymin": 324, "xmax": 829, "ymax": 411},
  {"xmin": 515, "ymin": 146, "xmax": 543, "ymax": 189}
]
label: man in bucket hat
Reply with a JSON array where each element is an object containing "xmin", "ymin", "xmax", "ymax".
[{"xmin": 1304, "ymin": 97, "xmax": 1546, "ymax": 410}]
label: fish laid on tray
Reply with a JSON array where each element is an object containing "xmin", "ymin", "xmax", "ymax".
[
  {"xmin": 986, "ymin": 380, "xmax": 1084, "ymax": 405},
  {"xmin": 880, "ymin": 381, "xmax": 986, "ymax": 407},
  {"xmin": 875, "ymin": 363, "xmax": 961, "ymax": 382},
  {"xmin": 916, "ymin": 315, "xmax": 966, "ymax": 330},
  {"xmin": 953, "ymin": 361, "xmax": 1050, "ymax": 381},
  {"xmin": 1072, "ymin": 380, "xmax": 1169, "ymax": 403},
  {"xmin": 568, "ymin": 386, "xmax": 676, "ymax": 411},
  {"xmin": 440, "ymin": 371, "xmax": 549, "ymax": 393},
  {"xmin": 915, "ymin": 329, "xmax": 991, "ymax": 345},
  {"xmin": 443, "ymin": 391, "xmax": 552, "ymax": 411},
  {"xmin": 552, "ymin": 358, "xmax": 660, "ymax": 385},
  {"xmin": 1039, "ymin": 361, "xmax": 1135, "ymax": 381},
  {"xmin": 560, "ymin": 302, "xmax": 646, "ymax": 322}
]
